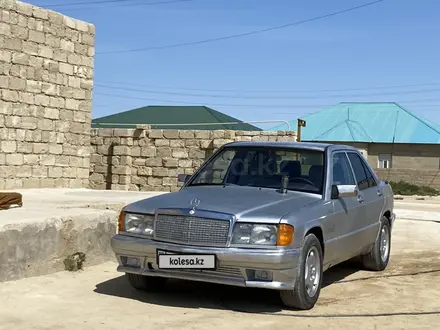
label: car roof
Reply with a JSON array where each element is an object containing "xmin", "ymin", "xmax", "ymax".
[{"xmin": 224, "ymin": 141, "xmax": 359, "ymax": 152}]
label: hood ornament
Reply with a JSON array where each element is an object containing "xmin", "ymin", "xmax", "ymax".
[{"xmin": 189, "ymin": 197, "xmax": 200, "ymax": 215}]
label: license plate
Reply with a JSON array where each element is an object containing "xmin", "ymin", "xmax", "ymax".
[{"xmin": 157, "ymin": 250, "xmax": 216, "ymax": 269}]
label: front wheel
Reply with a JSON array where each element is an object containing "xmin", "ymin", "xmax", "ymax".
[{"xmin": 280, "ymin": 234, "xmax": 323, "ymax": 310}]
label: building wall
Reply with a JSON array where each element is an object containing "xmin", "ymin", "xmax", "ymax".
[
  {"xmin": 320, "ymin": 141, "xmax": 440, "ymax": 170},
  {"xmin": 0, "ymin": 0, "xmax": 95, "ymax": 189},
  {"xmin": 89, "ymin": 128, "xmax": 297, "ymax": 192}
]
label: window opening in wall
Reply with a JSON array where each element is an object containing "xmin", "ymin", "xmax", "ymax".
[{"xmin": 378, "ymin": 154, "xmax": 392, "ymax": 169}]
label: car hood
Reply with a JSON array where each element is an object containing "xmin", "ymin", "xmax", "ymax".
[{"xmin": 124, "ymin": 185, "xmax": 321, "ymax": 222}]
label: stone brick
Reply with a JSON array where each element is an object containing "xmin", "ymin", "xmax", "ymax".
[
  {"xmin": 5, "ymin": 116, "xmax": 23, "ymax": 128},
  {"xmin": 34, "ymin": 94, "xmax": 49, "ymax": 106},
  {"xmin": 137, "ymin": 167, "xmax": 153, "ymax": 176},
  {"xmin": 148, "ymin": 130, "xmax": 163, "ymax": 138},
  {"xmin": 1, "ymin": 141, "xmax": 16, "ymax": 153},
  {"xmin": 157, "ymin": 147, "xmax": 171, "ymax": 158},
  {"xmin": 8, "ymin": 76, "xmax": 26, "ymax": 90},
  {"xmin": 29, "ymin": 30, "xmax": 45, "ymax": 43},
  {"xmin": 148, "ymin": 177, "xmax": 163, "ymax": 186},
  {"xmin": 33, "ymin": 7, "xmax": 49, "ymax": 20},
  {"xmin": 0, "ymin": 22, "xmax": 11, "ymax": 36},
  {"xmin": 2, "ymin": 89, "xmax": 18, "ymax": 102},
  {"xmin": 26, "ymin": 80, "xmax": 42, "ymax": 93},
  {"xmin": 112, "ymin": 166, "xmax": 131, "ymax": 176},
  {"xmin": 170, "ymin": 139, "xmax": 185, "ymax": 148},
  {"xmin": 6, "ymin": 154, "xmax": 23, "ymax": 165},
  {"xmin": 145, "ymin": 158, "xmax": 162, "ymax": 167},
  {"xmin": 17, "ymin": 142, "xmax": 33, "ymax": 153},
  {"xmin": 212, "ymin": 130, "xmax": 225, "ymax": 139},
  {"xmin": 195, "ymin": 130, "xmax": 211, "ymax": 139},
  {"xmin": 185, "ymin": 139, "xmax": 199, "ymax": 147},
  {"xmin": 44, "ymin": 108, "xmax": 59, "ymax": 120},
  {"xmin": 141, "ymin": 146, "xmax": 156, "ymax": 157},
  {"xmin": 49, "ymin": 144, "xmax": 63, "ymax": 155},
  {"xmin": 33, "ymin": 143, "xmax": 49, "ymax": 154},
  {"xmin": 178, "ymin": 159, "xmax": 193, "ymax": 168},
  {"xmin": 155, "ymin": 139, "xmax": 170, "ymax": 147},
  {"xmin": 3, "ymin": 38, "xmax": 22, "ymax": 51},
  {"xmin": 172, "ymin": 148, "xmax": 189, "ymax": 158},
  {"xmin": 0, "ymin": 76, "xmax": 8, "ymax": 89},
  {"xmin": 19, "ymin": 92, "xmax": 34, "ymax": 104},
  {"xmin": 59, "ymin": 62, "xmax": 73, "ymax": 75},
  {"xmin": 113, "ymin": 146, "xmax": 131, "ymax": 156},
  {"xmin": 163, "ymin": 158, "xmax": 178, "ymax": 168},
  {"xmin": 23, "ymin": 178, "xmax": 40, "ymax": 188},
  {"xmin": 180, "ymin": 130, "xmax": 195, "ymax": 139},
  {"xmin": 48, "ymin": 167, "xmax": 63, "ymax": 178},
  {"xmin": 251, "ymin": 135, "xmax": 269, "ymax": 142},
  {"xmin": 189, "ymin": 148, "xmax": 206, "ymax": 159},
  {"xmin": 162, "ymin": 130, "xmax": 179, "ymax": 139},
  {"xmin": 38, "ymin": 45, "xmax": 54, "ymax": 59}
]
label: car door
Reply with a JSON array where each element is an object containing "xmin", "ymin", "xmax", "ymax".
[
  {"xmin": 346, "ymin": 152, "xmax": 385, "ymax": 253},
  {"xmin": 324, "ymin": 151, "xmax": 362, "ymax": 265}
]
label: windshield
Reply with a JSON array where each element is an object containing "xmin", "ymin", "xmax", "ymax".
[{"xmin": 189, "ymin": 147, "xmax": 325, "ymax": 194}]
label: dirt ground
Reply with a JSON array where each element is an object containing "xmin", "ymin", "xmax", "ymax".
[{"xmin": 1, "ymin": 202, "xmax": 439, "ymax": 330}]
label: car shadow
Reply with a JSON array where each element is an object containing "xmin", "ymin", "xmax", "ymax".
[{"xmin": 94, "ymin": 261, "xmax": 361, "ymax": 313}]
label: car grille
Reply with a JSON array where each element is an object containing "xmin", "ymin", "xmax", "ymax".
[{"xmin": 154, "ymin": 214, "xmax": 230, "ymax": 247}]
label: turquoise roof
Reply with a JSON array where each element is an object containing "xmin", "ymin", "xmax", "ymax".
[{"xmin": 270, "ymin": 102, "xmax": 440, "ymax": 144}]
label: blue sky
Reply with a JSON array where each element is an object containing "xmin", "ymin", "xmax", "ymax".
[{"xmin": 30, "ymin": 0, "xmax": 440, "ymax": 129}]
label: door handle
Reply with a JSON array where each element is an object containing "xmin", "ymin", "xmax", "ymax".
[
  {"xmin": 357, "ymin": 194, "xmax": 364, "ymax": 203},
  {"xmin": 377, "ymin": 190, "xmax": 383, "ymax": 197}
]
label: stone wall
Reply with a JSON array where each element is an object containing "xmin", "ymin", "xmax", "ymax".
[
  {"xmin": 89, "ymin": 128, "xmax": 297, "ymax": 192},
  {"xmin": 0, "ymin": 0, "xmax": 94, "ymax": 189},
  {"xmin": 376, "ymin": 168, "xmax": 440, "ymax": 189}
]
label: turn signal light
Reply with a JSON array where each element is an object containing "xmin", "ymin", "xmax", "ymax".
[
  {"xmin": 118, "ymin": 211, "xmax": 125, "ymax": 232},
  {"xmin": 277, "ymin": 224, "xmax": 294, "ymax": 246}
]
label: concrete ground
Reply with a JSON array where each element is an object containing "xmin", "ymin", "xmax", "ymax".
[{"xmin": 0, "ymin": 198, "xmax": 439, "ymax": 329}]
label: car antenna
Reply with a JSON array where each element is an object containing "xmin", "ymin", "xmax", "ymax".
[{"xmin": 278, "ymin": 175, "xmax": 289, "ymax": 194}]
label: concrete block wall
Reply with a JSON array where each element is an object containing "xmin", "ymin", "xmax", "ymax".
[
  {"xmin": 0, "ymin": 0, "xmax": 95, "ymax": 189},
  {"xmin": 89, "ymin": 128, "xmax": 297, "ymax": 192},
  {"xmin": 376, "ymin": 168, "xmax": 440, "ymax": 189}
]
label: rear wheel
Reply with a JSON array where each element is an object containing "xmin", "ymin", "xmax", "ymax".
[
  {"xmin": 280, "ymin": 234, "xmax": 323, "ymax": 310},
  {"xmin": 360, "ymin": 217, "xmax": 391, "ymax": 271},
  {"xmin": 126, "ymin": 273, "xmax": 167, "ymax": 292}
]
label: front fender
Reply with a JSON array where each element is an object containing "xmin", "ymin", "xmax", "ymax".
[{"xmin": 279, "ymin": 200, "xmax": 332, "ymax": 250}]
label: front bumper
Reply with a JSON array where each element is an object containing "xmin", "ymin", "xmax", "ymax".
[{"xmin": 111, "ymin": 234, "xmax": 300, "ymax": 290}]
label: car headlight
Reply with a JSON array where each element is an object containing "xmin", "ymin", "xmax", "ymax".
[
  {"xmin": 231, "ymin": 223, "xmax": 278, "ymax": 245},
  {"xmin": 120, "ymin": 212, "xmax": 154, "ymax": 236}
]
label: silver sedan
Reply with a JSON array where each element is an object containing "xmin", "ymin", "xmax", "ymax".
[{"xmin": 111, "ymin": 142, "xmax": 395, "ymax": 310}]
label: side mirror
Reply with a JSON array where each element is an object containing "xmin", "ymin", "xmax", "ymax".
[
  {"xmin": 178, "ymin": 174, "xmax": 191, "ymax": 186},
  {"xmin": 331, "ymin": 184, "xmax": 358, "ymax": 199}
]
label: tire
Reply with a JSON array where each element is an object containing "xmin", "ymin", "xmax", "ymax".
[
  {"xmin": 360, "ymin": 217, "xmax": 391, "ymax": 271},
  {"xmin": 280, "ymin": 234, "xmax": 323, "ymax": 310},
  {"xmin": 126, "ymin": 273, "xmax": 167, "ymax": 292}
]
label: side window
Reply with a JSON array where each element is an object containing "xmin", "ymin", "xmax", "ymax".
[
  {"xmin": 347, "ymin": 153, "xmax": 375, "ymax": 190},
  {"xmin": 362, "ymin": 159, "xmax": 377, "ymax": 188},
  {"xmin": 332, "ymin": 153, "xmax": 355, "ymax": 185}
]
